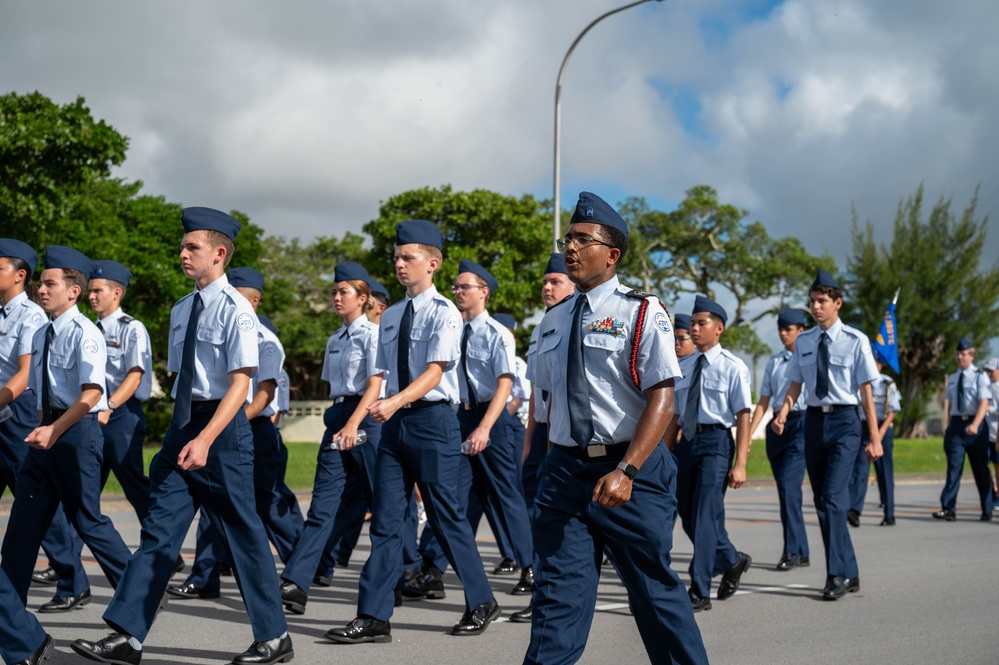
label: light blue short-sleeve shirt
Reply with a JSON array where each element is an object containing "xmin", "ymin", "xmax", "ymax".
[
  {"xmin": 860, "ymin": 373, "xmax": 901, "ymax": 422},
  {"xmin": 0, "ymin": 292, "xmax": 47, "ymax": 386},
  {"xmin": 785, "ymin": 319, "xmax": 879, "ymax": 407},
  {"xmin": 98, "ymin": 308, "xmax": 153, "ymax": 402},
  {"xmin": 252, "ymin": 320, "xmax": 285, "ymax": 418},
  {"xmin": 459, "ymin": 311, "xmax": 515, "ymax": 404},
  {"xmin": 322, "ymin": 315, "xmax": 379, "ymax": 399},
  {"xmin": 29, "ymin": 304, "xmax": 108, "ymax": 412},
  {"xmin": 674, "ymin": 344, "xmax": 753, "ymax": 429},
  {"xmin": 760, "ymin": 348, "xmax": 807, "ymax": 414},
  {"xmin": 945, "ymin": 366, "xmax": 991, "ymax": 417}
]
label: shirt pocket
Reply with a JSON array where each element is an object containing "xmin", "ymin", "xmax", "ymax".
[
  {"xmin": 409, "ymin": 325, "xmax": 433, "ymax": 362},
  {"xmin": 49, "ymin": 350, "xmax": 77, "ymax": 370},
  {"xmin": 196, "ymin": 325, "xmax": 225, "ymax": 367},
  {"xmin": 538, "ymin": 331, "xmax": 562, "ymax": 384},
  {"xmin": 582, "ymin": 333, "xmax": 625, "ymax": 355}
]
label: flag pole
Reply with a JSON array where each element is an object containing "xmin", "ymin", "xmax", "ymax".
[{"xmin": 892, "ymin": 287, "xmax": 900, "ymax": 306}]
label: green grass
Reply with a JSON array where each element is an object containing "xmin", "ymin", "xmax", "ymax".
[{"xmin": 10, "ymin": 436, "xmax": 978, "ymax": 498}]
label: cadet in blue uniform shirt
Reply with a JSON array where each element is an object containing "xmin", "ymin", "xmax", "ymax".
[
  {"xmin": 279, "ymin": 262, "xmax": 382, "ymax": 615},
  {"xmin": 0, "ymin": 246, "xmax": 132, "ymax": 613},
  {"xmin": 0, "ymin": 239, "xmax": 90, "ymax": 609},
  {"xmin": 71, "ymin": 208, "xmax": 293, "ymax": 665},
  {"xmin": 509, "ymin": 254, "xmax": 575, "ymax": 624},
  {"xmin": 666, "ymin": 296, "xmax": 753, "ymax": 611},
  {"xmin": 326, "ymin": 220, "xmax": 499, "ymax": 644},
  {"xmin": 749, "ymin": 307, "xmax": 810, "ymax": 570},
  {"xmin": 673, "ymin": 313, "xmax": 696, "ymax": 360},
  {"xmin": 933, "ymin": 338, "xmax": 994, "ymax": 521},
  {"xmin": 526, "ymin": 192, "xmax": 708, "ymax": 665},
  {"xmin": 773, "ymin": 269, "xmax": 882, "ymax": 601},
  {"xmin": 89, "ymin": 260, "xmax": 154, "ymax": 521},
  {"xmin": 848, "ymin": 350, "xmax": 901, "ymax": 526},
  {"xmin": 0, "ymin": 566, "xmax": 53, "ymax": 665}
]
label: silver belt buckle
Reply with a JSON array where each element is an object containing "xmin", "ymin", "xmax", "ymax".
[
  {"xmin": 820, "ymin": 405, "xmax": 834, "ymax": 414},
  {"xmin": 332, "ymin": 396, "xmax": 344, "ymax": 404},
  {"xmin": 401, "ymin": 402, "xmax": 413, "ymax": 409},
  {"xmin": 587, "ymin": 444, "xmax": 608, "ymax": 458}
]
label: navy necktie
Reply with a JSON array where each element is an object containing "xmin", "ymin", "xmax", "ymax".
[
  {"xmin": 460, "ymin": 323, "xmax": 477, "ymax": 409},
  {"xmin": 41, "ymin": 325, "xmax": 55, "ymax": 416},
  {"xmin": 397, "ymin": 300, "xmax": 414, "ymax": 391},
  {"xmin": 815, "ymin": 332, "xmax": 831, "ymax": 399},
  {"xmin": 957, "ymin": 371, "xmax": 966, "ymax": 414},
  {"xmin": 684, "ymin": 354, "xmax": 705, "ymax": 432},
  {"xmin": 172, "ymin": 294, "xmax": 203, "ymax": 429},
  {"xmin": 566, "ymin": 296, "xmax": 594, "ymax": 448}
]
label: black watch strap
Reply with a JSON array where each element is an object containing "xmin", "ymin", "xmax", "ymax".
[{"xmin": 616, "ymin": 462, "xmax": 639, "ymax": 480}]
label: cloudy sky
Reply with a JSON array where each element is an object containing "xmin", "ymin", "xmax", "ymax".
[{"xmin": 4, "ymin": 0, "xmax": 997, "ymax": 322}]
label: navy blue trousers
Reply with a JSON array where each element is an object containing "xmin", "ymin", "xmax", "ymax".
[
  {"xmin": 1, "ymin": 415, "xmax": 131, "ymax": 604},
  {"xmin": 525, "ymin": 444, "xmax": 708, "ymax": 665},
  {"xmin": 282, "ymin": 403, "xmax": 379, "ymax": 592},
  {"xmin": 103, "ymin": 406, "xmax": 287, "ymax": 643},
  {"xmin": 324, "ymin": 410, "xmax": 379, "ymax": 569},
  {"xmin": 0, "ymin": 566, "xmax": 47, "ymax": 664},
  {"xmin": 0, "ymin": 391, "xmax": 89, "ymax": 597},
  {"xmin": 521, "ymin": 422, "xmax": 548, "ymax": 514},
  {"xmin": 357, "ymin": 403, "xmax": 492, "ymax": 621},
  {"xmin": 674, "ymin": 428, "xmax": 740, "ymax": 598},
  {"xmin": 100, "ymin": 397, "xmax": 151, "ymax": 521},
  {"xmin": 805, "ymin": 407, "xmax": 861, "ymax": 579},
  {"xmin": 766, "ymin": 412, "xmax": 809, "ymax": 558},
  {"xmin": 940, "ymin": 420, "xmax": 994, "ymax": 514},
  {"xmin": 850, "ymin": 423, "xmax": 895, "ymax": 519}
]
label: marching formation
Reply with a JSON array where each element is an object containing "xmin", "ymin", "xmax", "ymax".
[{"xmin": 0, "ymin": 192, "xmax": 996, "ymax": 665}]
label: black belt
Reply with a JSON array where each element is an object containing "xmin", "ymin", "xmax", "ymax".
[
  {"xmin": 953, "ymin": 415, "xmax": 973, "ymax": 422},
  {"xmin": 190, "ymin": 400, "xmax": 222, "ymax": 415},
  {"xmin": 807, "ymin": 405, "xmax": 856, "ymax": 414},
  {"xmin": 331, "ymin": 395, "xmax": 363, "ymax": 406},
  {"xmin": 400, "ymin": 399, "xmax": 446, "ymax": 411},
  {"xmin": 693, "ymin": 423, "xmax": 727, "ymax": 433},
  {"xmin": 558, "ymin": 442, "xmax": 629, "ymax": 460},
  {"xmin": 775, "ymin": 410, "xmax": 805, "ymax": 420},
  {"xmin": 461, "ymin": 402, "xmax": 489, "ymax": 413}
]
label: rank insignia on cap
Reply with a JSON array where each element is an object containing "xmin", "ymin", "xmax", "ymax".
[
  {"xmin": 588, "ymin": 317, "xmax": 625, "ymax": 336},
  {"xmin": 585, "ymin": 207, "xmax": 594, "ymax": 217}
]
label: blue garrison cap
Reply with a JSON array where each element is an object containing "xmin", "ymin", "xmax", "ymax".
[
  {"xmin": 396, "ymin": 219, "xmax": 443, "ymax": 250},
  {"xmin": 777, "ymin": 307, "xmax": 806, "ymax": 328},
  {"xmin": 493, "ymin": 313, "xmax": 516, "ymax": 330},
  {"xmin": 692, "ymin": 295, "xmax": 727, "ymax": 324},
  {"xmin": 0, "ymin": 239, "xmax": 38, "ymax": 274},
  {"xmin": 872, "ymin": 346, "xmax": 886, "ymax": 364},
  {"xmin": 956, "ymin": 337, "xmax": 974, "ymax": 351},
  {"xmin": 181, "ymin": 207, "xmax": 242, "ymax": 240},
  {"xmin": 334, "ymin": 261, "xmax": 370, "ymax": 284},
  {"xmin": 257, "ymin": 313, "xmax": 279, "ymax": 336},
  {"xmin": 569, "ymin": 192, "xmax": 628, "ymax": 237},
  {"xmin": 228, "ymin": 267, "xmax": 264, "ymax": 291},
  {"xmin": 367, "ymin": 278, "xmax": 389, "ymax": 298},
  {"xmin": 811, "ymin": 268, "xmax": 839, "ymax": 290},
  {"xmin": 674, "ymin": 313, "xmax": 691, "ymax": 331},
  {"xmin": 458, "ymin": 259, "xmax": 499, "ymax": 293},
  {"xmin": 44, "ymin": 245, "xmax": 94, "ymax": 276},
  {"xmin": 92, "ymin": 260, "xmax": 132, "ymax": 287},
  {"xmin": 544, "ymin": 252, "xmax": 568, "ymax": 275}
]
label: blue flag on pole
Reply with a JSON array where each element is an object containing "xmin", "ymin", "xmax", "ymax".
[{"xmin": 873, "ymin": 300, "xmax": 900, "ymax": 373}]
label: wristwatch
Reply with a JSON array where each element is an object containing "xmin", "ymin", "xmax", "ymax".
[
  {"xmin": 616, "ymin": 462, "xmax": 639, "ymax": 480},
  {"xmin": 107, "ymin": 401, "xmax": 117, "ymax": 411}
]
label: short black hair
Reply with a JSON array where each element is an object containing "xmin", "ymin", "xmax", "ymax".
[
  {"xmin": 598, "ymin": 224, "xmax": 628, "ymax": 261},
  {"xmin": 809, "ymin": 285, "xmax": 843, "ymax": 301}
]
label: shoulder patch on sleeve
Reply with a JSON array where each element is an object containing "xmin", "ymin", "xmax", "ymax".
[
  {"xmin": 237, "ymin": 312, "xmax": 256, "ymax": 331},
  {"xmin": 446, "ymin": 314, "xmax": 461, "ymax": 330},
  {"xmin": 31, "ymin": 312, "xmax": 45, "ymax": 325},
  {"xmin": 82, "ymin": 338, "xmax": 100, "ymax": 355},
  {"xmin": 546, "ymin": 294, "xmax": 573, "ymax": 313},
  {"xmin": 653, "ymin": 310, "xmax": 671, "ymax": 334},
  {"xmin": 262, "ymin": 341, "xmax": 278, "ymax": 355}
]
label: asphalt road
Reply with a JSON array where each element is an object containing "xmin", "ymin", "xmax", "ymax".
[{"xmin": 2, "ymin": 476, "xmax": 996, "ymax": 664}]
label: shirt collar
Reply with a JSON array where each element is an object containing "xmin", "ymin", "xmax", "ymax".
[
  {"xmin": 51, "ymin": 304, "xmax": 80, "ymax": 334},
  {"xmin": 466, "ymin": 309, "xmax": 490, "ymax": 332},
  {"xmin": 345, "ymin": 314, "xmax": 370, "ymax": 336},
  {"xmin": 196, "ymin": 273, "xmax": 229, "ymax": 305},
  {"xmin": 406, "ymin": 284, "xmax": 438, "ymax": 313},
  {"xmin": 699, "ymin": 343, "xmax": 724, "ymax": 364},
  {"xmin": 781, "ymin": 348, "xmax": 793, "ymax": 361},
  {"xmin": 1, "ymin": 291, "xmax": 27, "ymax": 315},
  {"xmin": 822, "ymin": 318, "xmax": 844, "ymax": 341},
  {"xmin": 100, "ymin": 307, "xmax": 123, "ymax": 323},
  {"xmin": 578, "ymin": 275, "xmax": 620, "ymax": 312}
]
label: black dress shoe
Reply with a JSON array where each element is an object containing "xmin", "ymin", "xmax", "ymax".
[
  {"xmin": 312, "ymin": 574, "xmax": 333, "ymax": 587},
  {"xmin": 509, "ymin": 605, "xmax": 533, "ymax": 623},
  {"xmin": 173, "ymin": 556, "xmax": 186, "ymax": 575},
  {"xmin": 980, "ymin": 513, "xmax": 993, "ymax": 522},
  {"xmin": 492, "ymin": 557, "xmax": 517, "ymax": 575},
  {"xmin": 879, "ymin": 517, "xmax": 896, "ymax": 526},
  {"xmin": 847, "ymin": 509, "xmax": 861, "ymax": 528},
  {"xmin": 821, "ymin": 575, "xmax": 860, "ymax": 600},
  {"xmin": 451, "ymin": 598, "xmax": 500, "ymax": 636},
  {"xmin": 394, "ymin": 587, "xmax": 403, "ymax": 607},
  {"xmin": 280, "ymin": 581, "xmax": 307, "ymax": 614},
  {"xmin": 232, "ymin": 634, "xmax": 294, "ymax": 664},
  {"xmin": 688, "ymin": 589, "xmax": 711, "ymax": 612},
  {"xmin": 336, "ymin": 556, "xmax": 350, "ymax": 567},
  {"xmin": 325, "ymin": 616, "xmax": 392, "ymax": 644},
  {"xmin": 71, "ymin": 633, "xmax": 142, "ymax": 665},
  {"xmin": 166, "ymin": 582, "xmax": 220, "ymax": 600},
  {"xmin": 510, "ymin": 566, "xmax": 533, "ymax": 595},
  {"xmin": 13, "ymin": 633, "xmax": 53, "ymax": 665},
  {"xmin": 218, "ymin": 562, "xmax": 233, "ymax": 576},
  {"xmin": 776, "ymin": 553, "xmax": 809, "ymax": 570},
  {"xmin": 717, "ymin": 552, "xmax": 751, "ymax": 600},
  {"xmin": 932, "ymin": 509, "xmax": 956, "ymax": 521},
  {"xmin": 30, "ymin": 567, "xmax": 58, "ymax": 586},
  {"xmin": 39, "ymin": 589, "xmax": 91, "ymax": 613},
  {"xmin": 401, "ymin": 566, "xmax": 445, "ymax": 599}
]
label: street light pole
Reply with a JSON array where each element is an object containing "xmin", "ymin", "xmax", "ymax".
[{"xmin": 552, "ymin": 0, "xmax": 663, "ymax": 250}]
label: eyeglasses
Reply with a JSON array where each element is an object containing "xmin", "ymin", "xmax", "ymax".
[
  {"xmin": 556, "ymin": 235, "xmax": 611, "ymax": 252},
  {"xmin": 674, "ymin": 335, "xmax": 691, "ymax": 343},
  {"xmin": 450, "ymin": 283, "xmax": 486, "ymax": 294}
]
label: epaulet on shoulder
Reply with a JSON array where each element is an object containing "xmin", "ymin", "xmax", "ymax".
[
  {"xmin": 624, "ymin": 288, "xmax": 658, "ymax": 300},
  {"xmin": 545, "ymin": 294, "xmax": 572, "ymax": 313},
  {"xmin": 119, "ymin": 315, "xmax": 135, "ymax": 324}
]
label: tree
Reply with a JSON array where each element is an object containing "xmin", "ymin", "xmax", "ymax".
[
  {"xmin": 844, "ymin": 184, "xmax": 999, "ymax": 437},
  {"xmin": 363, "ymin": 185, "xmax": 553, "ymax": 323},
  {"xmin": 619, "ymin": 185, "xmax": 835, "ymax": 374}
]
